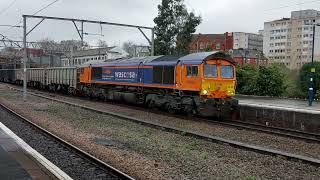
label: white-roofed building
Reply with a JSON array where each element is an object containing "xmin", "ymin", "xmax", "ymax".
[{"xmin": 61, "ymin": 46, "xmax": 129, "ymax": 66}]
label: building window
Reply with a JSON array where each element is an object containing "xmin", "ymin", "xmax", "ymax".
[
  {"xmin": 200, "ymin": 42, "xmax": 205, "ymax": 50},
  {"xmin": 303, "ymin": 34, "xmax": 309, "ymax": 38},
  {"xmin": 216, "ymin": 43, "xmax": 221, "ymax": 50},
  {"xmin": 304, "ymin": 27, "xmax": 309, "ymax": 30}
]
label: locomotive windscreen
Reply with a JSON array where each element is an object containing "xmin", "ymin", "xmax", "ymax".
[
  {"xmin": 152, "ymin": 66, "xmax": 174, "ymax": 84},
  {"xmin": 91, "ymin": 67, "xmax": 102, "ymax": 80}
]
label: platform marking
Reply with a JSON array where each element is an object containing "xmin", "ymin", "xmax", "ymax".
[{"xmin": 0, "ymin": 122, "xmax": 73, "ymax": 180}]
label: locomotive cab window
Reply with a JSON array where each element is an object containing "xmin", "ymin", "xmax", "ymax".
[
  {"xmin": 80, "ymin": 68, "xmax": 84, "ymax": 74},
  {"xmin": 203, "ymin": 64, "xmax": 217, "ymax": 78},
  {"xmin": 220, "ymin": 65, "xmax": 234, "ymax": 79},
  {"xmin": 186, "ymin": 66, "xmax": 198, "ymax": 77}
]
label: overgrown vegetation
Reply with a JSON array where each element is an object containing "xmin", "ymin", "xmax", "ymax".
[
  {"xmin": 236, "ymin": 63, "xmax": 320, "ymax": 98},
  {"xmin": 236, "ymin": 64, "xmax": 286, "ymax": 97}
]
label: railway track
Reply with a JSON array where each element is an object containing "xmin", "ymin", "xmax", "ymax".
[
  {"xmin": 6, "ymin": 85, "xmax": 320, "ymax": 167},
  {"xmin": 212, "ymin": 119, "xmax": 320, "ymax": 143},
  {"xmin": 0, "ymin": 102, "xmax": 134, "ymax": 180},
  {"xmin": 8, "ymin": 84, "xmax": 320, "ymax": 144}
]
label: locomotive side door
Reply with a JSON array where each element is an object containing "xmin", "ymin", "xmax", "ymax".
[
  {"xmin": 138, "ymin": 62, "xmax": 143, "ymax": 84},
  {"xmin": 180, "ymin": 64, "xmax": 201, "ymax": 91}
]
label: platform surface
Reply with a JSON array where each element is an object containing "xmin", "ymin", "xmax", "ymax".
[
  {"xmin": 0, "ymin": 124, "xmax": 57, "ymax": 180},
  {"xmin": 237, "ymin": 95, "xmax": 320, "ymax": 113}
]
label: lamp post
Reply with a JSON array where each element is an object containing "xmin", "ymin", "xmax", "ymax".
[{"xmin": 307, "ymin": 23, "xmax": 320, "ymax": 106}]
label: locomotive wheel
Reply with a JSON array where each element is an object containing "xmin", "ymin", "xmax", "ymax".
[
  {"xmin": 147, "ymin": 100, "xmax": 155, "ymax": 109},
  {"xmin": 165, "ymin": 103, "xmax": 176, "ymax": 114},
  {"xmin": 187, "ymin": 108, "xmax": 197, "ymax": 117},
  {"xmin": 167, "ymin": 105, "xmax": 175, "ymax": 114}
]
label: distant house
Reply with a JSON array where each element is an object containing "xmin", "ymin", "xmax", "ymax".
[
  {"xmin": 189, "ymin": 32, "xmax": 265, "ymax": 66},
  {"xmin": 189, "ymin": 33, "xmax": 233, "ymax": 53},
  {"xmin": 231, "ymin": 49, "xmax": 268, "ymax": 66},
  {"xmin": 61, "ymin": 46, "xmax": 129, "ymax": 66}
]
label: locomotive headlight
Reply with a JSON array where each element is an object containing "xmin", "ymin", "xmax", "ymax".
[
  {"xmin": 228, "ymin": 90, "xmax": 235, "ymax": 95},
  {"xmin": 203, "ymin": 89, "xmax": 208, "ymax": 95}
]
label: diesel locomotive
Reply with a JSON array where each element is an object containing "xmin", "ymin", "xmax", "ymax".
[{"xmin": 0, "ymin": 51, "xmax": 238, "ymax": 118}]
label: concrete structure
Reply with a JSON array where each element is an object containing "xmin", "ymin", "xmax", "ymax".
[
  {"xmin": 237, "ymin": 95, "xmax": 320, "ymax": 133},
  {"xmin": 233, "ymin": 32, "xmax": 263, "ymax": 51},
  {"xmin": 0, "ymin": 122, "xmax": 71, "ymax": 179},
  {"xmin": 62, "ymin": 46, "xmax": 129, "ymax": 66},
  {"xmin": 263, "ymin": 9, "xmax": 320, "ymax": 69}
]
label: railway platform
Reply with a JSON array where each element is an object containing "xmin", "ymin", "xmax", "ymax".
[
  {"xmin": 236, "ymin": 95, "xmax": 320, "ymax": 133},
  {"xmin": 0, "ymin": 122, "xmax": 70, "ymax": 180},
  {"xmin": 237, "ymin": 95, "xmax": 320, "ymax": 114}
]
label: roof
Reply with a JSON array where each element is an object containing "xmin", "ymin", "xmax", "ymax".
[
  {"xmin": 232, "ymin": 49, "xmax": 267, "ymax": 60},
  {"xmin": 83, "ymin": 51, "xmax": 235, "ymax": 67},
  {"xmin": 265, "ymin": 17, "xmax": 291, "ymax": 23},
  {"xmin": 191, "ymin": 33, "xmax": 225, "ymax": 43},
  {"xmin": 65, "ymin": 47, "xmax": 115, "ymax": 58}
]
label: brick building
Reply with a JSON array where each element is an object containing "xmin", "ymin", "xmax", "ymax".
[
  {"xmin": 231, "ymin": 49, "xmax": 268, "ymax": 66},
  {"xmin": 189, "ymin": 32, "xmax": 265, "ymax": 66},
  {"xmin": 189, "ymin": 32, "xmax": 233, "ymax": 53}
]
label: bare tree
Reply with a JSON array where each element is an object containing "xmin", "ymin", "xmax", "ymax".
[
  {"xmin": 122, "ymin": 41, "xmax": 150, "ymax": 57},
  {"xmin": 37, "ymin": 38, "xmax": 88, "ymax": 53},
  {"xmin": 97, "ymin": 40, "xmax": 108, "ymax": 48},
  {"xmin": 122, "ymin": 41, "xmax": 134, "ymax": 55}
]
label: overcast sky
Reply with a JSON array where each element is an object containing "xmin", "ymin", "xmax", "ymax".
[{"xmin": 1, "ymin": 0, "xmax": 320, "ymax": 46}]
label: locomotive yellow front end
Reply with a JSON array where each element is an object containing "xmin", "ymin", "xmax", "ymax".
[
  {"xmin": 198, "ymin": 59, "xmax": 238, "ymax": 119},
  {"xmin": 200, "ymin": 60, "xmax": 236, "ymax": 98}
]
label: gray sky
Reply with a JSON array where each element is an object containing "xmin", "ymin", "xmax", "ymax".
[{"xmin": 1, "ymin": 0, "xmax": 320, "ymax": 46}]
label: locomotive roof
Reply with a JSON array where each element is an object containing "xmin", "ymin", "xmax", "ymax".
[{"xmin": 82, "ymin": 51, "xmax": 235, "ymax": 67}]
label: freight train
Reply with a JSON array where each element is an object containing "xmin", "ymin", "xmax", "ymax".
[{"xmin": 0, "ymin": 51, "xmax": 238, "ymax": 118}]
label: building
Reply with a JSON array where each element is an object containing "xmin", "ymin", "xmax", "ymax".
[
  {"xmin": 189, "ymin": 33, "xmax": 233, "ymax": 53},
  {"xmin": 231, "ymin": 49, "xmax": 268, "ymax": 66},
  {"xmin": 233, "ymin": 32, "xmax": 263, "ymax": 51},
  {"xmin": 189, "ymin": 32, "xmax": 262, "ymax": 53},
  {"xmin": 62, "ymin": 46, "xmax": 129, "ymax": 66},
  {"xmin": 263, "ymin": 9, "xmax": 320, "ymax": 69}
]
